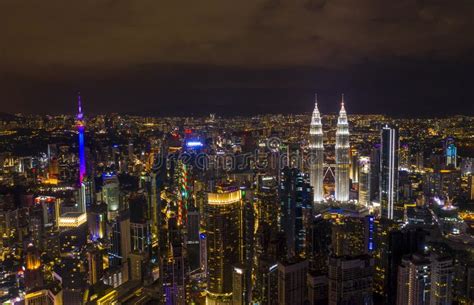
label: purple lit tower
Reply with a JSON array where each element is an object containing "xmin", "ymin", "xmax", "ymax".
[{"xmin": 77, "ymin": 93, "xmax": 86, "ymax": 184}]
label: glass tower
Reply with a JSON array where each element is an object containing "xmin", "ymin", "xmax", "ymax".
[{"xmin": 380, "ymin": 125, "xmax": 399, "ymax": 220}]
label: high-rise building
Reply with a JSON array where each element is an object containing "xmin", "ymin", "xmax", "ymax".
[
  {"xmin": 380, "ymin": 125, "xmax": 399, "ymax": 220},
  {"xmin": 25, "ymin": 243, "xmax": 44, "ymax": 291},
  {"xmin": 328, "ymin": 255, "xmax": 374, "ymax": 305},
  {"xmin": 86, "ymin": 244, "xmax": 105, "ymax": 285},
  {"xmin": 280, "ymin": 167, "xmax": 312, "ymax": 257},
  {"xmin": 232, "ymin": 265, "xmax": 249, "ymax": 305},
  {"xmin": 358, "ymin": 156, "xmax": 371, "ymax": 206},
  {"xmin": 277, "ymin": 259, "xmax": 308, "ymax": 305},
  {"xmin": 430, "ymin": 255, "xmax": 453, "ymax": 305},
  {"xmin": 205, "ymin": 188, "xmax": 242, "ymax": 305},
  {"xmin": 25, "ymin": 284, "xmax": 63, "ymax": 305},
  {"xmin": 309, "ymin": 96, "xmax": 324, "ymax": 203},
  {"xmin": 396, "ymin": 254, "xmax": 431, "ymax": 305},
  {"xmin": 445, "ymin": 137, "xmax": 457, "ymax": 168},
  {"xmin": 374, "ymin": 224, "xmax": 427, "ymax": 304},
  {"xmin": 350, "ymin": 148, "xmax": 359, "ymax": 184},
  {"xmin": 335, "ymin": 97, "xmax": 350, "ymax": 202},
  {"xmin": 102, "ymin": 174, "xmax": 120, "ymax": 219},
  {"xmin": 370, "ymin": 145, "xmax": 381, "ymax": 202},
  {"xmin": 109, "ymin": 210, "xmax": 131, "ymax": 268}
]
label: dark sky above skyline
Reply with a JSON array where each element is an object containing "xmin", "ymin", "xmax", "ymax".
[{"xmin": 1, "ymin": 0, "xmax": 473, "ymax": 116}]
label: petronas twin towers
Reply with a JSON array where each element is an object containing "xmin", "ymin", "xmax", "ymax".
[{"xmin": 309, "ymin": 95, "xmax": 350, "ymax": 203}]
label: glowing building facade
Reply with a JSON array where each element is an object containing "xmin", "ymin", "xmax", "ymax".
[
  {"xmin": 335, "ymin": 98, "xmax": 350, "ymax": 202},
  {"xmin": 380, "ymin": 125, "xmax": 399, "ymax": 220},
  {"xmin": 358, "ymin": 157, "xmax": 371, "ymax": 206},
  {"xmin": 309, "ymin": 96, "xmax": 325, "ymax": 203},
  {"xmin": 205, "ymin": 188, "xmax": 242, "ymax": 305},
  {"xmin": 77, "ymin": 93, "xmax": 86, "ymax": 184}
]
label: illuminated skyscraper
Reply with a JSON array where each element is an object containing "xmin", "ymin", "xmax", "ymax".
[
  {"xmin": 445, "ymin": 137, "xmax": 457, "ymax": 168},
  {"xmin": 335, "ymin": 96, "xmax": 350, "ymax": 202},
  {"xmin": 309, "ymin": 95, "xmax": 324, "ymax": 203},
  {"xmin": 396, "ymin": 254, "xmax": 431, "ymax": 305},
  {"xmin": 76, "ymin": 93, "xmax": 86, "ymax": 184},
  {"xmin": 102, "ymin": 174, "xmax": 120, "ymax": 219},
  {"xmin": 380, "ymin": 125, "xmax": 399, "ymax": 220},
  {"xmin": 205, "ymin": 188, "xmax": 242, "ymax": 305},
  {"xmin": 25, "ymin": 243, "xmax": 44, "ymax": 291},
  {"xmin": 358, "ymin": 157, "xmax": 371, "ymax": 206}
]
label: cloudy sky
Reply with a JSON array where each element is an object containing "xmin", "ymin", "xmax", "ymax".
[{"xmin": 1, "ymin": 0, "xmax": 473, "ymax": 115}]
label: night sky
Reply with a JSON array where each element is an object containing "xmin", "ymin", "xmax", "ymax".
[{"xmin": 1, "ymin": 1, "xmax": 473, "ymax": 116}]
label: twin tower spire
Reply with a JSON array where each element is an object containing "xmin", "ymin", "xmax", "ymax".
[{"xmin": 309, "ymin": 94, "xmax": 350, "ymax": 203}]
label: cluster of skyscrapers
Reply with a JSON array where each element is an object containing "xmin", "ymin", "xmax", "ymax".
[{"xmin": 0, "ymin": 93, "xmax": 472, "ymax": 305}]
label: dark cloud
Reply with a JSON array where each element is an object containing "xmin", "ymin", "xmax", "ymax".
[{"xmin": 0, "ymin": 0, "xmax": 473, "ymax": 114}]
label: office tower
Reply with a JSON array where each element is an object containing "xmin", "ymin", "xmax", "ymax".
[
  {"xmin": 77, "ymin": 182, "xmax": 87, "ymax": 214},
  {"xmin": 59, "ymin": 217, "xmax": 88, "ymax": 256},
  {"xmin": 469, "ymin": 175, "xmax": 474, "ymax": 201},
  {"xmin": 129, "ymin": 251, "xmax": 145, "ymax": 282},
  {"xmin": 328, "ymin": 255, "xmax": 374, "ymax": 305},
  {"xmin": 186, "ymin": 208, "xmax": 201, "ymax": 271},
  {"xmin": 102, "ymin": 174, "xmax": 120, "ymax": 219},
  {"xmin": 255, "ymin": 174, "xmax": 279, "ymax": 231},
  {"xmin": 25, "ymin": 243, "xmax": 44, "ymax": 291},
  {"xmin": 86, "ymin": 244, "xmax": 105, "ymax": 285},
  {"xmin": 87, "ymin": 203, "xmax": 107, "ymax": 241},
  {"xmin": 280, "ymin": 167, "xmax": 312, "ymax": 258},
  {"xmin": 370, "ymin": 145, "xmax": 381, "ymax": 202},
  {"xmin": 309, "ymin": 96, "xmax": 324, "ymax": 203},
  {"xmin": 277, "ymin": 259, "xmax": 308, "ymax": 305},
  {"xmin": 307, "ymin": 272, "xmax": 328, "ymax": 305},
  {"xmin": 25, "ymin": 284, "xmax": 63, "ymax": 305},
  {"xmin": 396, "ymin": 254, "xmax": 431, "ymax": 305},
  {"xmin": 232, "ymin": 265, "xmax": 249, "ymax": 305},
  {"xmin": 205, "ymin": 188, "xmax": 242, "ymax": 305},
  {"xmin": 307, "ymin": 215, "xmax": 332, "ymax": 274},
  {"xmin": 54, "ymin": 257, "xmax": 87, "ymax": 305},
  {"xmin": 350, "ymin": 148, "xmax": 359, "ymax": 184},
  {"xmin": 335, "ymin": 97, "xmax": 350, "ymax": 202},
  {"xmin": 445, "ymin": 137, "xmax": 457, "ymax": 168},
  {"xmin": 82, "ymin": 177, "xmax": 95, "ymax": 209},
  {"xmin": 423, "ymin": 168, "xmax": 461, "ymax": 199},
  {"xmin": 331, "ymin": 214, "xmax": 371, "ymax": 257},
  {"xmin": 358, "ymin": 156, "xmax": 371, "ymax": 206},
  {"xmin": 162, "ymin": 240, "xmax": 186, "ymax": 305},
  {"xmin": 76, "ymin": 92, "xmax": 86, "ymax": 184},
  {"xmin": 400, "ymin": 144, "xmax": 410, "ymax": 170},
  {"xmin": 109, "ymin": 210, "xmax": 131, "ymax": 269},
  {"xmin": 430, "ymin": 256, "xmax": 453, "ymax": 305},
  {"xmin": 374, "ymin": 225, "xmax": 427, "ymax": 304},
  {"xmin": 380, "ymin": 125, "xmax": 399, "ymax": 220},
  {"xmin": 130, "ymin": 221, "xmax": 150, "ymax": 253}
]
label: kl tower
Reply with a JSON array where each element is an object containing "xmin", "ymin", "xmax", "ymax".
[{"xmin": 77, "ymin": 92, "xmax": 86, "ymax": 184}]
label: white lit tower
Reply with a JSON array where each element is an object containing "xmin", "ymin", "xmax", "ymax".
[
  {"xmin": 309, "ymin": 94, "xmax": 324, "ymax": 203},
  {"xmin": 335, "ymin": 95, "xmax": 350, "ymax": 202}
]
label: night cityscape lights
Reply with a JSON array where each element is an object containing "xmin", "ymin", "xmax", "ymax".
[{"xmin": 0, "ymin": 94, "xmax": 472, "ymax": 305}]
